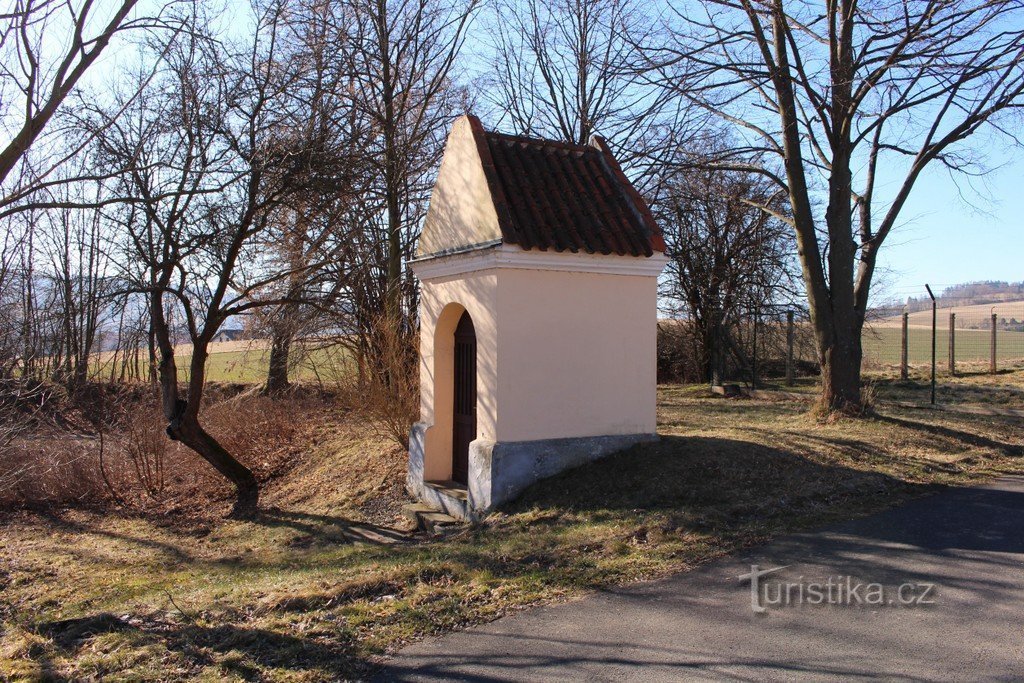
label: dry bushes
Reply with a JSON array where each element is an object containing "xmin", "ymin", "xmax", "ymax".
[
  {"xmin": 657, "ymin": 320, "xmax": 704, "ymax": 383},
  {"xmin": 350, "ymin": 323, "xmax": 419, "ymax": 450},
  {"xmin": 657, "ymin": 318, "xmax": 820, "ymax": 384},
  {"xmin": 118, "ymin": 398, "xmax": 168, "ymax": 499},
  {"xmin": 317, "ymin": 320, "xmax": 419, "ymax": 450},
  {"xmin": 200, "ymin": 391, "xmax": 312, "ymax": 482},
  {"xmin": 0, "ymin": 435, "xmax": 111, "ymax": 508},
  {"xmin": 0, "ymin": 379, "xmax": 114, "ymax": 508},
  {"xmin": 0, "ymin": 382, "xmax": 327, "ymax": 513}
]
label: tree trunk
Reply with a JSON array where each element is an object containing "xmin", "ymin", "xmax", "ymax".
[
  {"xmin": 264, "ymin": 328, "xmax": 292, "ymax": 395},
  {"xmin": 150, "ymin": 290, "xmax": 260, "ymax": 517},
  {"xmin": 816, "ymin": 318, "xmax": 864, "ymax": 414},
  {"xmin": 710, "ymin": 317, "xmax": 725, "ymax": 387},
  {"xmin": 147, "ymin": 322, "xmax": 157, "ymax": 384},
  {"xmin": 699, "ymin": 314, "xmax": 725, "ymax": 386},
  {"xmin": 170, "ymin": 412, "xmax": 260, "ymax": 518}
]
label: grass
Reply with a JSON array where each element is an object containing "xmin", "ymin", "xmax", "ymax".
[
  {"xmin": 88, "ymin": 344, "xmax": 353, "ymax": 385},
  {"xmin": 2, "ymin": 384, "xmax": 1024, "ymax": 680},
  {"xmin": 861, "ymin": 325, "xmax": 1024, "ymax": 366},
  {"xmin": 861, "ymin": 365, "xmax": 1024, "ymax": 412},
  {"xmin": 759, "ymin": 363, "xmax": 1024, "ymax": 413}
]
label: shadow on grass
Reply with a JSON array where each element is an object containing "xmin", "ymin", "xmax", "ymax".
[
  {"xmin": 20, "ymin": 423, "xmax": 1023, "ymax": 680},
  {"xmin": 36, "ymin": 510, "xmax": 194, "ymax": 562},
  {"xmin": 969, "ymin": 369, "xmax": 1016, "ymax": 378},
  {"xmin": 873, "ymin": 375, "xmax": 1024, "ymax": 405},
  {"xmin": 373, "ymin": 424, "xmax": 1024, "ymax": 681},
  {"xmin": 251, "ymin": 508, "xmax": 412, "ymax": 546},
  {"xmin": 37, "ymin": 612, "xmax": 369, "ymax": 680},
  {"xmin": 506, "ymin": 435, "xmax": 922, "ymax": 519},
  {"xmin": 875, "ymin": 413, "xmax": 1024, "ymax": 457}
]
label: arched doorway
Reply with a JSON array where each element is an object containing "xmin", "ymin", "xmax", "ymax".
[{"xmin": 451, "ymin": 310, "xmax": 476, "ymax": 484}]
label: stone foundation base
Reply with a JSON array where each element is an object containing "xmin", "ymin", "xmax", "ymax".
[{"xmin": 408, "ymin": 424, "xmax": 657, "ymax": 519}]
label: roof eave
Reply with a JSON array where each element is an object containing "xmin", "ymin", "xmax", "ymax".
[{"xmin": 589, "ymin": 135, "xmax": 666, "ymax": 254}]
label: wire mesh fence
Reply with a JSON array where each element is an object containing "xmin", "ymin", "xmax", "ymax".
[
  {"xmin": 659, "ymin": 286, "xmax": 1024, "ymax": 389},
  {"xmin": 862, "ymin": 288, "xmax": 1024, "ymax": 375}
]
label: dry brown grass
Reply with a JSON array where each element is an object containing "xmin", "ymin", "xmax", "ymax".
[{"xmin": 1, "ymin": 386, "xmax": 1022, "ymax": 680}]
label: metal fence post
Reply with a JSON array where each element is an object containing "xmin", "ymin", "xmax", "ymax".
[
  {"xmin": 926, "ymin": 285, "xmax": 936, "ymax": 405},
  {"xmin": 991, "ymin": 310, "xmax": 998, "ymax": 374},
  {"xmin": 900, "ymin": 310, "xmax": 909, "ymax": 380},
  {"xmin": 948, "ymin": 311, "xmax": 956, "ymax": 376},
  {"xmin": 785, "ymin": 310, "xmax": 795, "ymax": 387}
]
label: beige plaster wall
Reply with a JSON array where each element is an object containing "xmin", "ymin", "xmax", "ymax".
[
  {"xmin": 493, "ymin": 267, "xmax": 658, "ymax": 442},
  {"xmin": 417, "ymin": 257, "xmax": 659, "ymax": 458},
  {"xmin": 416, "ymin": 116, "xmax": 501, "ymax": 257},
  {"xmin": 417, "ymin": 269, "xmax": 498, "ymax": 480}
]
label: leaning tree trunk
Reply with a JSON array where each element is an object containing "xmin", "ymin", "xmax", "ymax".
[
  {"xmin": 170, "ymin": 409, "xmax": 260, "ymax": 517},
  {"xmin": 150, "ymin": 292, "xmax": 260, "ymax": 517},
  {"xmin": 175, "ymin": 345, "xmax": 259, "ymax": 517}
]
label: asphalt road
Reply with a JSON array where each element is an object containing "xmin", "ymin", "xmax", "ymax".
[{"xmin": 379, "ymin": 476, "xmax": 1024, "ymax": 681}]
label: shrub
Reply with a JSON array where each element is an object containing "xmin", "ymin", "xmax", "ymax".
[{"xmin": 0, "ymin": 381, "xmax": 324, "ymax": 512}]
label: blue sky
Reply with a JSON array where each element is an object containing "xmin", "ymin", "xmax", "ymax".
[
  {"xmin": 873, "ymin": 146, "xmax": 1023, "ymax": 301},
  {"xmin": 99, "ymin": 0, "xmax": 1021, "ymax": 304}
]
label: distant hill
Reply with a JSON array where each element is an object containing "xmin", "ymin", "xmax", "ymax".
[
  {"xmin": 904, "ymin": 281, "xmax": 1024, "ymax": 313},
  {"xmin": 872, "ymin": 300, "xmax": 1024, "ymax": 330}
]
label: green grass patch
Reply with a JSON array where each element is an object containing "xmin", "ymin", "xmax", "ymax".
[{"xmin": 861, "ymin": 326, "xmax": 1024, "ymax": 366}]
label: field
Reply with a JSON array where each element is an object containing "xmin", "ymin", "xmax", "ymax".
[
  {"xmin": 861, "ymin": 325, "xmax": 1024, "ymax": 367},
  {"xmin": 872, "ymin": 299, "xmax": 1024, "ymax": 329},
  {"xmin": 2, "ymin": 374, "xmax": 1023, "ymax": 680},
  {"xmin": 85, "ymin": 321, "xmax": 1024, "ymax": 386},
  {"xmin": 861, "ymin": 298, "xmax": 1024, "ymax": 366},
  {"xmin": 89, "ymin": 340, "xmax": 353, "ymax": 384}
]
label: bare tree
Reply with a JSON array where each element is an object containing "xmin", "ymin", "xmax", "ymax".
[
  {"xmin": 255, "ymin": 0, "xmax": 371, "ymax": 394},
  {"xmin": 658, "ymin": 156, "xmax": 795, "ymax": 385},
  {"xmin": 252, "ymin": 0, "xmax": 478, "ymax": 395},
  {"xmin": 0, "ymin": 0, "xmax": 176, "ymax": 212},
  {"xmin": 92, "ymin": 2, "xmax": 356, "ymax": 516},
  {"xmin": 655, "ymin": 0, "xmax": 1024, "ymax": 412},
  {"xmin": 484, "ymin": 0, "xmax": 688, "ymax": 174},
  {"xmin": 0, "ymin": 220, "xmax": 29, "ymax": 380},
  {"xmin": 343, "ymin": 0, "xmax": 477, "ymax": 326}
]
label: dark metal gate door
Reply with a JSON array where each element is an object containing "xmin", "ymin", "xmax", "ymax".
[{"xmin": 452, "ymin": 311, "xmax": 476, "ymax": 485}]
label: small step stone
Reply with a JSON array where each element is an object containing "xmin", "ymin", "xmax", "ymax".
[
  {"xmin": 402, "ymin": 503, "xmax": 462, "ymax": 536},
  {"xmin": 424, "ymin": 480, "xmax": 469, "ymax": 501}
]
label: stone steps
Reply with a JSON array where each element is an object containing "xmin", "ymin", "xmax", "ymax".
[
  {"xmin": 402, "ymin": 503, "xmax": 462, "ymax": 536},
  {"xmin": 420, "ymin": 480, "xmax": 471, "ymax": 521},
  {"xmin": 404, "ymin": 480, "xmax": 471, "ymax": 534}
]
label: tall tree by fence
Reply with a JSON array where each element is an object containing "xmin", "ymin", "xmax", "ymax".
[{"xmin": 654, "ymin": 0, "xmax": 1024, "ymax": 413}]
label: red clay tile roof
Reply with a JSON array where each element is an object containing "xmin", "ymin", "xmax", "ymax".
[{"xmin": 466, "ymin": 116, "xmax": 665, "ymax": 257}]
